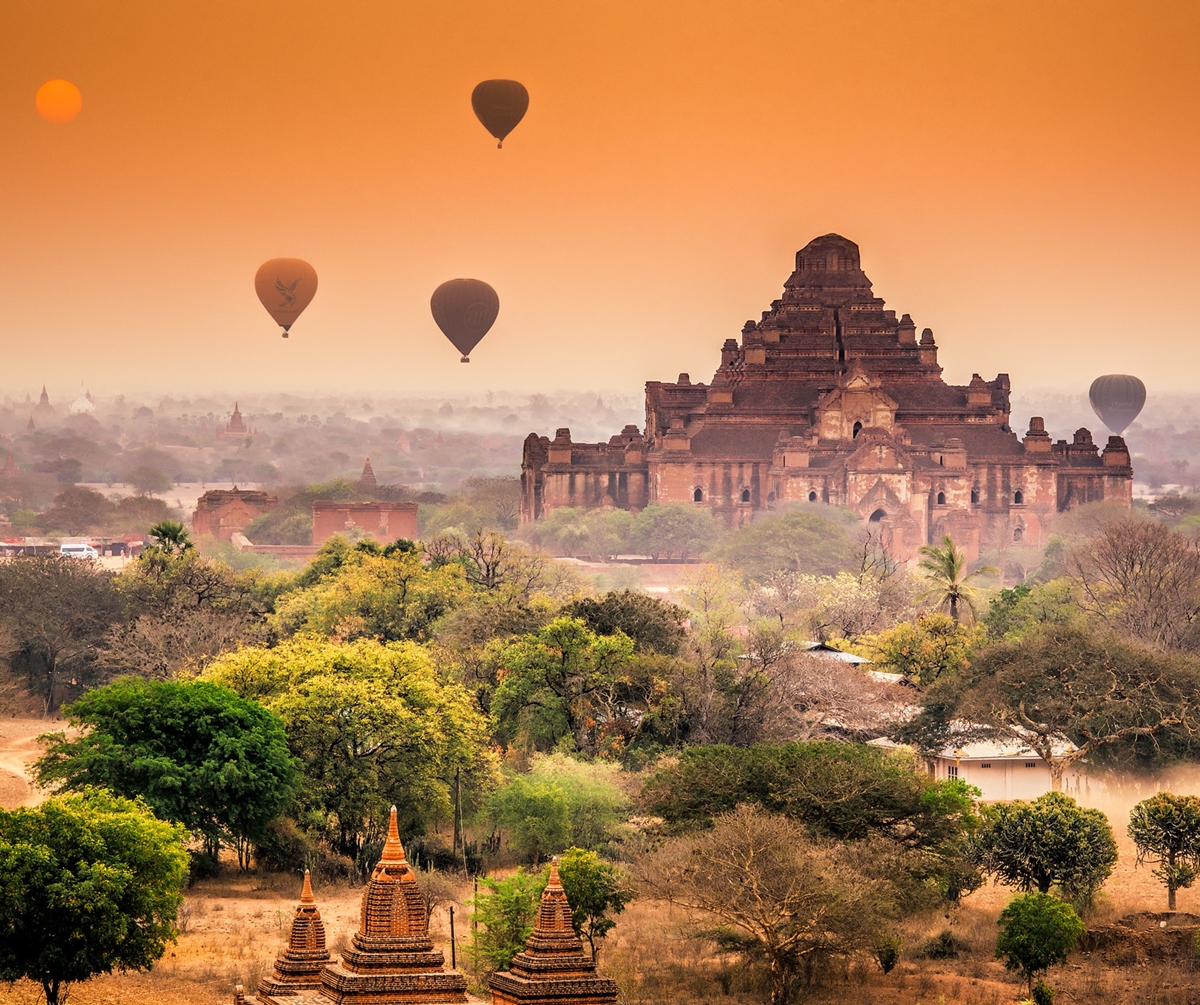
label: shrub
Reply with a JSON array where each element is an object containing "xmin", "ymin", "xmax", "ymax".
[
  {"xmin": 913, "ymin": 929, "xmax": 970, "ymax": 959},
  {"xmin": 995, "ymin": 892, "xmax": 1084, "ymax": 995},
  {"xmin": 872, "ymin": 933, "xmax": 902, "ymax": 973}
]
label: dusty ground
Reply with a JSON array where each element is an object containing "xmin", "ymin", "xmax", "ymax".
[{"xmin": 0, "ymin": 716, "xmax": 56, "ymax": 809}]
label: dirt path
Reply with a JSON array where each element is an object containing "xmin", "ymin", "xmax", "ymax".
[{"xmin": 0, "ymin": 718, "xmax": 58, "ymax": 809}]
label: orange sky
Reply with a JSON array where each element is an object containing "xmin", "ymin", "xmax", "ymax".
[{"xmin": 0, "ymin": 0, "xmax": 1197, "ymax": 399}]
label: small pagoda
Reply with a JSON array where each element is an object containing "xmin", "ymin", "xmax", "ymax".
[
  {"xmin": 319, "ymin": 806, "xmax": 469, "ymax": 1004},
  {"xmin": 255, "ymin": 870, "xmax": 330, "ymax": 999},
  {"xmin": 488, "ymin": 859, "xmax": 619, "ymax": 1005}
]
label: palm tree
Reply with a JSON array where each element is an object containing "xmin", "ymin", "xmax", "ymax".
[
  {"xmin": 917, "ymin": 535, "xmax": 996, "ymax": 622},
  {"xmin": 147, "ymin": 519, "xmax": 193, "ymax": 556}
]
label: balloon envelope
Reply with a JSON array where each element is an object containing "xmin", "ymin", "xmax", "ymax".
[
  {"xmin": 430, "ymin": 279, "xmax": 500, "ymax": 362},
  {"xmin": 255, "ymin": 259, "xmax": 318, "ymax": 336},
  {"xmin": 1088, "ymin": 374, "xmax": 1146, "ymax": 435},
  {"xmin": 471, "ymin": 80, "xmax": 529, "ymax": 147}
]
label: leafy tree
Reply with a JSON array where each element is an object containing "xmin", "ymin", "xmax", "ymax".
[
  {"xmin": 916, "ymin": 536, "xmax": 995, "ymax": 622},
  {"xmin": 0, "ymin": 788, "xmax": 189, "ymax": 1005},
  {"xmin": 486, "ymin": 775, "xmax": 570, "ymax": 865},
  {"xmin": 488, "ymin": 617, "xmax": 634, "ymax": 756},
  {"xmin": 469, "ymin": 867, "xmax": 547, "ymax": 973},
  {"xmin": 36, "ymin": 486, "xmax": 112, "ymax": 534},
  {"xmin": 851, "ymin": 613, "xmax": 984, "ymax": 685},
  {"xmin": 523, "ymin": 754, "xmax": 630, "ymax": 849},
  {"xmin": 995, "ymin": 892, "xmax": 1084, "ymax": 995},
  {"xmin": 639, "ymin": 805, "xmax": 894, "ymax": 1005},
  {"xmin": 630, "ymin": 503, "xmax": 721, "ymax": 561},
  {"xmin": 272, "ymin": 541, "xmax": 470, "ymax": 642},
  {"xmin": 125, "ymin": 465, "xmax": 173, "ymax": 496},
  {"xmin": 35, "ymin": 678, "xmax": 298, "ymax": 868},
  {"xmin": 983, "ymin": 579, "xmax": 1082, "ymax": 641},
  {"xmin": 706, "ymin": 507, "xmax": 855, "ymax": 581},
  {"xmin": 557, "ymin": 847, "xmax": 634, "ymax": 963},
  {"xmin": 563, "ymin": 590, "xmax": 687, "ymax": 655},
  {"xmin": 900, "ymin": 623, "xmax": 1200, "ymax": 784},
  {"xmin": 202, "ymin": 636, "xmax": 494, "ymax": 860},
  {"xmin": 974, "ymin": 792, "xmax": 1117, "ymax": 909},
  {"xmin": 1128, "ymin": 792, "xmax": 1200, "ymax": 909},
  {"xmin": 0, "ymin": 554, "xmax": 122, "ymax": 714}
]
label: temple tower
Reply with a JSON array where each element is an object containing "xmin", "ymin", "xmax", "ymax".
[
  {"xmin": 488, "ymin": 859, "xmax": 619, "ymax": 1005},
  {"xmin": 255, "ymin": 870, "xmax": 330, "ymax": 998},
  {"xmin": 320, "ymin": 806, "xmax": 468, "ymax": 1004}
]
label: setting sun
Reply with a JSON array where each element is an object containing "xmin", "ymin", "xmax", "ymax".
[{"xmin": 34, "ymin": 79, "xmax": 82, "ymax": 124}]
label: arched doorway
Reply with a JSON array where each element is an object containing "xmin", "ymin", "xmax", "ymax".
[{"xmin": 869, "ymin": 508, "xmax": 886, "ymax": 523}]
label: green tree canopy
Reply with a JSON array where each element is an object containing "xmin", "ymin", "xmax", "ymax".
[
  {"xmin": 488, "ymin": 617, "xmax": 634, "ymax": 756},
  {"xmin": 630, "ymin": 503, "xmax": 721, "ymax": 561},
  {"xmin": 272, "ymin": 541, "xmax": 471, "ymax": 642},
  {"xmin": 487, "ymin": 754, "xmax": 631, "ymax": 862},
  {"xmin": 563, "ymin": 590, "xmax": 688, "ymax": 655},
  {"xmin": 470, "ymin": 867, "xmax": 547, "ymax": 973},
  {"xmin": 1128, "ymin": 792, "xmax": 1200, "ymax": 910},
  {"xmin": 35, "ymin": 678, "xmax": 298, "ymax": 868},
  {"xmin": 850, "ymin": 613, "xmax": 985, "ymax": 685},
  {"xmin": 974, "ymin": 792, "xmax": 1117, "ymax": 909},
  {"xmin": 0, "ymin": 788, "xmax": 189, "ymax": 1005},
  {"xmin": 706, "ymin": 507, "xmax": 855, "ymax": 581},
  {"xmin": 202, "ymin": 636, "xmax": 495, "ymax": 860},
  {"xmin": 995, "ymin": 892, "xmax": 1084, "ymax": 995}
]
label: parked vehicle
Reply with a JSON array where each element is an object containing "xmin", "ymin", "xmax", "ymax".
[{"xmin": 59, "ymin": 543, "xmax": 99, "ymax": 559}]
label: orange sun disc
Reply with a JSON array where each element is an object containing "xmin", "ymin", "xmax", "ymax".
[{"xmin": 36, "ymin": 80, "xmax": 83, "ymax": 124}]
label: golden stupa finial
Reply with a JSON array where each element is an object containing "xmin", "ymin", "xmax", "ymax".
[{"xmin": 301, "ymin": 868, "xmax": 314, "ymax": 904}]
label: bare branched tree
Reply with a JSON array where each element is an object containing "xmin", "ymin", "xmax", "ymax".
[
  {"xmin": 635, "ymin": 805, "xmax": 894, "ymax": 1005},
  {"xmin": 1068, "ymin": 516, "xmax": 1200, "ymax": 650}
]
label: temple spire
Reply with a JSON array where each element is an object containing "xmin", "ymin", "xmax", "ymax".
[
  {"xmin": 301, "ymin": 868, "xmax": 314, "ymax": 905},
  {"xmin": 380, "ymin": 804, "xmax": 406, "ymax": 864}
]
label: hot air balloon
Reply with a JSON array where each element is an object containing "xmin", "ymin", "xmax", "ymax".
[
  {"xmin": 471, "ymin": 80, "xmax": 529, "ymax": 148},
  {"xmin": 255, "ymin": 259, "xmax": 318, "ymax": 338},
  {"xmin": 431, "ymin": 279, "xmax": 499, "ymax": 362},
  {"xmin": 1088, "ymin": 374, "xmax": 1146, "ymax": 435}
]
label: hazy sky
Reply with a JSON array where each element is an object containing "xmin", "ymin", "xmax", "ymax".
[{"xmin": 1, "ymin": 1, "xmax": 1197, "ymax": 401}]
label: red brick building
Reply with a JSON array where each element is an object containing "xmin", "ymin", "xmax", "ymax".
[
  {"xmin": 312, "ymin": 500, "xmax": 418, "ymax": 547},
  {"xmin": 193, "ymin": 488, "xmax": 278, "ymax": 541},
  {"xmin": 520, "ymin": 234, "xmax": 1132, "ymax": 561}
]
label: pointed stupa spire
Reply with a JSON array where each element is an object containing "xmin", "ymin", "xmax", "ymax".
[
  {"xmin": 300, "ymin": 867, "xmax": 314, "ymax": 904},
  {"xmin": 358, "ymin": 456, "xmax": 377, "ymax": 490},
  {"xmin": 379, "ymin": 804, "xmax": 406, "ymax": 864},
  {"xmin": 251, "ymin": 867, "xmax": 330, "ymax": 999},
  {"xmin": 1, "ymin": 451, "xmax": 19, "ymax": 479}
]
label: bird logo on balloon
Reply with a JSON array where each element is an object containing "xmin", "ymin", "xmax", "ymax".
[{"xmin": 275, "ymin": 277, "xmax": 300, "ymax": 308}]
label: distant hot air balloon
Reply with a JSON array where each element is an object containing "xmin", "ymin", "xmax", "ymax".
[
  {"xmin": 431, "ymin": 279, "xmax": 499, "ymax": 362},
  {"xmin": 471, "ymin": 80, "xmax": 529, "ymax": 148},
  {"xmin": 1088, "ymin": 374, "xmax": 1146, "ymax": 435},
  {"xmin": 255, "ymin": 259, "xmax": 318, "ymax": 338}
]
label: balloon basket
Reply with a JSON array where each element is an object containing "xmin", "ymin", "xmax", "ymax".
[{"xmin": 460, "ymin": 355, "xmax": 470, "ymax": 363}]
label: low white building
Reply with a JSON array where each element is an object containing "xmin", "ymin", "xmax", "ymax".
[{"xmin": 929, "ymin": 737, "xmax": 1081, "ymax": 801}]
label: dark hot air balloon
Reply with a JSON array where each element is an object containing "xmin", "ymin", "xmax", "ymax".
[
  {"xmin": 1088, "ymin": 374, "xmax": 1146, "ymax": 435},
  {"xmin": 255, "ymin": 259, "xmax": 318, "ymax": 338},
  {"xmin": 431, "ymin": 279, "xmax": 499, "ymax": 362},
  {"xmin": 471, "ymin": 80, "xmax": 528, "ymax": 148}
]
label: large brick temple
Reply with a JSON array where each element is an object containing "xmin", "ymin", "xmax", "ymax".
[{"xmin": 519, "ymin": 234, "xmax": 1132, "ymax": 560}]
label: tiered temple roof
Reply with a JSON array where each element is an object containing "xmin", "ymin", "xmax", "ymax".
[
  {"xmin": 319, "ymin": 807, "xmax": 468, "ymax": 1004},
  {"xmin": 488, "ymin": 860, "xmax": 619, "ymax": 1005}
]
